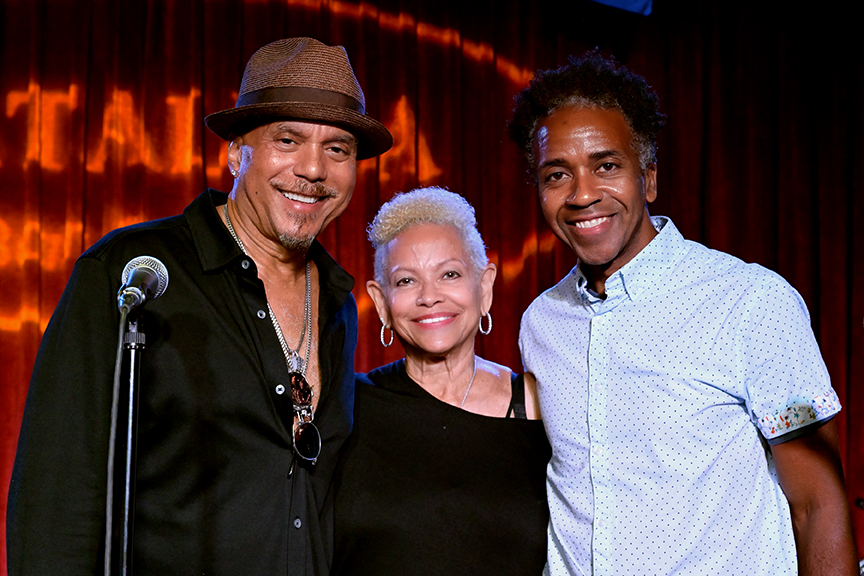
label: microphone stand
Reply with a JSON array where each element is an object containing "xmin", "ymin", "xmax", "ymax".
[{"xmin": 105, "ymin": 313, "xmax": 146, "ymax": 576}]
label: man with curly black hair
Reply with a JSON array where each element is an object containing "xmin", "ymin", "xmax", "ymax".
[
  {"xmin": 509, "ymin": 49, "xmax": 665, "ymax": 175},
  {"xmin": 508, "ymin": 51, "xmax": 858, "ymax": 576}
]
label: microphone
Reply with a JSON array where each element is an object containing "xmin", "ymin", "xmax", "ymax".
[{"xmin": 117, "ymin": 256, "xmax": 169, "ymax": 312}]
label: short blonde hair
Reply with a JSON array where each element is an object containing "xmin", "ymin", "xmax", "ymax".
[{"xmin": 368, "ymin": 187, "xmax": 488, "ymax": 285}]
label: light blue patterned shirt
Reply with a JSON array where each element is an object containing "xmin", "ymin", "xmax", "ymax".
[{"xmin": 520, "ymin": 217, "xmax": 840, "ymax": 576}]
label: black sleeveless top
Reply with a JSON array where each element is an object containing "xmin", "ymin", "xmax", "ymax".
[{"xmin": 332, "ymin": 360, "xmax": 551, "ymax": 575}]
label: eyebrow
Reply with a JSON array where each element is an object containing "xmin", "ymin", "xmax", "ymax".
[
  {"xmin": 272, "ymin": 123, "xmax": 358, "ymax": 147},
  {"xmin": 389, "ymin": 258, "xmax": 468, "ymax": 275},
  {"xmin": 272, "ymin": 122, "xmax": 308, "ymax": 136},
  {"xmin": 538, "ymin": 149, "xmax": 626, "ymax": 171},
  {"xmin": 329, "ymin": 133, "xmax": 358, "ymax": 146},
  {"xmin": 538, "ymin": 158, "xmax": 570, "ymax": 171},
  {"xmin": 588, "ymin": 149, "xmax": 625, "ymax": 161}
]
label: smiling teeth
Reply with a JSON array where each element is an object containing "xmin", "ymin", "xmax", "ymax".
[
  {"xmin": 418, "ymin": 316, "xmax": 452, "ymax": 324},
  {"xmin": 575, "ymin": 216, "xmax": 610, "ymax": 229},
  {"xmin": 283, "ymin": 192, "xmax": 318, "ymax": 204}
]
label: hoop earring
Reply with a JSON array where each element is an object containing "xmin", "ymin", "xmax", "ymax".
[
  {"xmin": 478, "ymin": 312, "xmax": 492, "ymax": 335},
  {"xmin": 380, "ymin": 320, "xmax": 394, "ymax": 347}
]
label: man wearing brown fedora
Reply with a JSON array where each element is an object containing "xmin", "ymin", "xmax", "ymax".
[{"xmin": 7, "ymin": 37, "xmax": 391, "ymax": 576}]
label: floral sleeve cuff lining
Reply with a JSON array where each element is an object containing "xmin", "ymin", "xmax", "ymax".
[{"xmin": 758, "ymin": 389, "xmax": 841, "ymax": 440}]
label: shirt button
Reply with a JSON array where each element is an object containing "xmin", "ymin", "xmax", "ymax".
[
  {"xmin": 241, "ymin": 259, "xmax": 250, "ymax": 269},
  {"xmin": 592, "ymin": 383, "xmax": 602, "ymax": 392},
  {"xmin": 293, "ymin": 517, "xmax": 302, "ymax": 529},
  {"xmin": 592, "ymin": 445, "xmax": 604, "ymax": 456},
  {"xmin": 257, "ymin": 310, "xmax": 266, "ymax": 319},
  {"xmin": 597, "ymin": 518, "xmax": 607, "ymax": 529},
  {"xmin": 275, "ymin": 384, "xmax": 285, "ymax": 395}
]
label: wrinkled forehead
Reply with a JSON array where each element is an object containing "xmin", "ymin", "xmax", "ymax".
[
  {"xmin": 264, "ymin": 119, "xmax": 357, "ymax": 141},
  {"xmin": 532, "ymin": 105, "xmax": 636, "ymax": 159},
  {"xmin": 380, "ymin": 223, "xmax": 474, "ymax": 271},
  {"xmin": 233, "ymin": 118, "xmax": 359, "ymax": 149},
  {"xmin": 384, "ymin": 222, "xmax": 465, "ymax": 256}
]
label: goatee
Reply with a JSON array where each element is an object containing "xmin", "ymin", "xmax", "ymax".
[
  {"xmin": 276, "ymin": 181, "xmax": 338, "ymax": 251},
  {"xmin": 279, "ymin": 233, "xmax": 314, "ymax": 251}
]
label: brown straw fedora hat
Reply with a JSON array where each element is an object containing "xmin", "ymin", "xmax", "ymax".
[{"xmin": 205, "ymin": 37, "xmax": 392, "ymax": 160}]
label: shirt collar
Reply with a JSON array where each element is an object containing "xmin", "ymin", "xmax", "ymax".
[
  {"xmin": 185, "ymin": 188, "xmax": 355, "ymax": 308},
  {"xmin": 185, "ymin": 189, "xmax": 240, "ymax": 272},
  {"xmin": 575, "ymin": 216, "xmax": 687, "ymax": 309}
]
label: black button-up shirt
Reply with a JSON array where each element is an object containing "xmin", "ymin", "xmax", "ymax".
[{"xmin": 7, "ymin": 189, "xmax": 357, "ymax": 575}]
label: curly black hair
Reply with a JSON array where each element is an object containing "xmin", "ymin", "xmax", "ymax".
[{"xmin": 507, "ymin": 49, "xmax": 666, "ymax": 175}]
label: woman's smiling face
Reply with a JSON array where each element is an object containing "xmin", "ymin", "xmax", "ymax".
[{"xmin": 369, "ymin": 223, "xmax": 493, "ymax": 359}]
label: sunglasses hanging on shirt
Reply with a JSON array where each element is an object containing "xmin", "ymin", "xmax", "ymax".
[{"xmin": 290, "ymin": 372, "xmax": 321, "ymax": 463}]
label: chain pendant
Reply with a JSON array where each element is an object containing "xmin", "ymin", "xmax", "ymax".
[{"xmin": 287, "ymin": 354, "xmax": 304, "ymax": 374}]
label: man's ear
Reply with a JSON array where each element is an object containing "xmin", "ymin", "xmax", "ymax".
[
  {"xmin": 644, "ymin": 162, "xmax": 658, "ymax": 204},
  {"xmin": 227, "ymin": 137, "xmax": 244, "ymax": 174}
]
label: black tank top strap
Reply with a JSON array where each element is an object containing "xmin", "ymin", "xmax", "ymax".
[{"xmin": 505, "ymin": 373, "xmax": 527, "ymax": 419}]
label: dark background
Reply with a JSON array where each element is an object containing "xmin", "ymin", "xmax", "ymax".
[{"xmin": 2, "ymin": 0, "xmax": 862, "ymax": 569}]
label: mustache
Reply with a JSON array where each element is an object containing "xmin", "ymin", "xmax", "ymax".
[{"xmin": 275, "ymin": 180, "xmax": 339, "ymax": 198}]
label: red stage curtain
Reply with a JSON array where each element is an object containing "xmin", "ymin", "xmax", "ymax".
[{"xmin": 1, "ymin": 0, "xmax": 862, "ymax": 569}]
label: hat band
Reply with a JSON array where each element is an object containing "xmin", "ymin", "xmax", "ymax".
[{"xmin": 236, "ymin": 86, "xmax": 365, "ymax": 114}]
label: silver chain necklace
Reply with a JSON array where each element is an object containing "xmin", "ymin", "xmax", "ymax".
[
  {"xmin": 223, "ymin": 204, "xmax": 312, "ymax": 376},
  {"xmin": 460, "ymin": 356, "xmax": 478, "ymax": 408}
]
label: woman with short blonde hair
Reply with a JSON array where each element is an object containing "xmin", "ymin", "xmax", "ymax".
[{"xmin": 333, "ymin": 187, "xmax": 550, "ymax": 575}]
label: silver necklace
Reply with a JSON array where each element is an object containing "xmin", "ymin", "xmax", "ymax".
[
  {"xmin": 460, "ymin": 357, "xmax": 478, "ymax": 408},
  {"xmin": 223, "ymin": 204, "xmax": 312, "ymax": 376}
]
